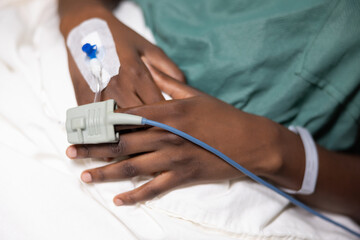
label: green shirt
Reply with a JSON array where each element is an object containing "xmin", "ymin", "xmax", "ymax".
[{"xmin": 135, "ymin": 0, "xmax": 360, "ymax": 151}]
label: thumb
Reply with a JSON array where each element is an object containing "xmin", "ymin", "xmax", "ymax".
[
  {"xmin": 142, "ymin": 57, "xmax": 200, "ymax": 99},
  {"xmin": 143, "ymin": 47, "xmax": 186, "ymax": 83}
]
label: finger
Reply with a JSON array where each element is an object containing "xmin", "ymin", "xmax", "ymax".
[
  {"xmin": 104, "ymin": 157, "xmax": 114, "ymax": 162},
  {"xmin": 143, "ymin": 47, "xmax": 186, "ymax": 83},
  {"xmin": 81, "ymin": 152, "xmax": 169, "ymax": 183},
  {"xmin": 134, "ymin": 60, "xmax": 165, "ymax": 104},
  {"xmin": 113, "ymin": 171, "xmax": 179, "ymax": 205},
  {"xmin": 112, "ymin": 56, "xmax": 164, "ymax": 105},
  {"xmin": 103, "ymin": 72, "xmax": 143, "ymax": 108},
  {"xmin": 143, "ymin": 59, "xmax": 200, "ymax": 99},
  {"xmin": 114, "ymin": 99, "xmax": 178, "ymax": 125},
  {"xmin": 66, "ymin": 129, "xmax": 165, "ymax": 159}
]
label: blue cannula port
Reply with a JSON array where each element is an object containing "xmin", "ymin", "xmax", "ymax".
[{"xmin": 82, "ymin": 43, "xmax": 97, "ymax": 59}]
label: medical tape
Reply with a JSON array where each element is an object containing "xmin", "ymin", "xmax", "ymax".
[{"xmin": 67, "ymin": 18, "xmax": 120, "ymax": 93}]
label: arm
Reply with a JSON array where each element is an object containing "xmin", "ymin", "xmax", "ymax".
[
  {"xmin": 66, "ymin": 64, "xmax": 360, "ymax": 222},
  {"xmin": 59, "ymin": 0, "xmax": 120, "ymax": 38},
  {"xmin": 58, "ymin": 0, "xmax": 185, "ymax": 107},
  {"xmin": 271, "ymin": 139, "xmax": 360, "ymax": 222}
]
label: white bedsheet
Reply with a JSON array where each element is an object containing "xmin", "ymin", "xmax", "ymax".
[{"xmin": 0, "ymin": 0, "xmax": 359, "ymax": 239}]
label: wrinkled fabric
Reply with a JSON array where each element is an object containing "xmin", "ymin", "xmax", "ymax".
[
  {"xmin": 135, "ymin": 0, "xmax": 360, "ymax": 151},
  {"xmin": 1, "ymin": 1, "xmax": 360, "ymax": 239}
]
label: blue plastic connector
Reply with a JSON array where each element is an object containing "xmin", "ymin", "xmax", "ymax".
[{"xmin": 82, "ymin": 43, "xmax": 98, "ymax": 59}]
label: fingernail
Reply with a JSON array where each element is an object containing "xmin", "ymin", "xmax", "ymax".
[
  {"xmin": 81, "ymin": 172, "xmax": 92, "ymax": 183},
  {"xmin": 66, "ymin": 146, "xmax": 77, "ymax": 159},
  {"xmin": 114, "ymin": 198, "xmax": 123, "ymax": 206}
]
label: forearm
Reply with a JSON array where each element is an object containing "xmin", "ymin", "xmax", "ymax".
[
  {"xmin": 58, "ymin": 0, "xmax": 182, "ymax": 107},
  {"xmin": 265, "ymin": 126, "xmax": 360, "ymax": 221},
  {"xmin": 58, "ymin": 0, "xmax": 120, "ymax": 37},
  {"xmin": 299, "ymin": 147, "xmax": 360, "ymax": 222},
  {"xmin": 59, "ymin": 0, "xmax": 119, "ymax": 17}
]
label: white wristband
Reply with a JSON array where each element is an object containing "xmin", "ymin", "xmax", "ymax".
[{"xmin": 282, "ymin": 126, "xmax": 319, "ymax": 195}]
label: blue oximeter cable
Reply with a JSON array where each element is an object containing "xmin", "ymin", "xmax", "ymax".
[
  {"xmin": 142, "ymin": 118, "xmax": 360, "ymax": 238},
  {"xmin": 66, "ymin": 99, "xmax": 360, "ymax": 238}
]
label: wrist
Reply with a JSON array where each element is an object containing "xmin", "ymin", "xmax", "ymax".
[
  {"xmin": 59, "ymin": 3, "xmax": 112, "ymax": 38},
  {"xmin": 261, "ymin": 123, "xmax": 306, "ymax": 190},
  {"xmin": 242, "ymin": 117, "xmax": 285, "ymax": 178}
]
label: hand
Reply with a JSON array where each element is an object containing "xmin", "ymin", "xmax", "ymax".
[
  {"xmin": 66, "ymin": 63, "xmax": 302, "ymax": 206},
  {"xmin": 61, "ymin": 3, "xmax": 185, "ymax": 107}
]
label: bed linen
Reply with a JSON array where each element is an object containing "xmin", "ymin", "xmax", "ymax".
[{"xmin": 0, "ymin": 1, "xmax": 359, "ymax": 239}]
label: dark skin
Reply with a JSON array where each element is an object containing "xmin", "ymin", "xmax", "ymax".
[
  {"xmin": 59, "ymin": 0, "xmax": 185, "ymax": 106},
  {"xmin": 59, "ymin": 0, "xmax": 360, "ymax": 223}
]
